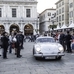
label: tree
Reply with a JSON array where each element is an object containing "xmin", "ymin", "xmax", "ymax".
[{"xmin": 48, "ymin": 25, "xmax": 57, "ymax": 30}]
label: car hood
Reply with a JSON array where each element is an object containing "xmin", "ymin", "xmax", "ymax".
[{"xmin": 35, "ymin": 42, "xmax": 62, "ymax": 53}]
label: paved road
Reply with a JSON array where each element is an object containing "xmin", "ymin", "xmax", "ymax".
[{"xmin": 0, "ymin": 42, "xmax": 74, "ymax": 74}]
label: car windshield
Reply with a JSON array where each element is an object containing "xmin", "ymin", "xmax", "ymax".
[{"xmin": 36, "ymin": 38, "xmax": 55, "ymax": 43}]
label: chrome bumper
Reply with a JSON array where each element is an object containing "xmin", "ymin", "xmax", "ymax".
[{"xmin": 34, "ymin": 53, "xmax": 65, "ymax": 57}]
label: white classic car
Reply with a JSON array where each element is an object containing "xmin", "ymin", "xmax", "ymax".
[{"xmin": 33, "ymin": 36, "xmax": 64, "ymax": 60}]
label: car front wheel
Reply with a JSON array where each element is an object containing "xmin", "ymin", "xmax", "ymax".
[
  {"xmin": 56, "ymin": 56, "xmax": 62, "ymax": 60},
  {"xmin": 35, "ymin": 57, "xmax": 39, "ymax": 60}
]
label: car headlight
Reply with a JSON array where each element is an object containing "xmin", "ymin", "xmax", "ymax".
[
  {"xmin": 36, "ymin": 47, "xmax": 41, "ymax": 52},
  {"xmin": 59, "ymin": 47, "xmax": 64, "ymax": 52}
]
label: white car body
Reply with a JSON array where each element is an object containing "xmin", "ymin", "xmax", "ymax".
[{"xmin": 33, "ymin": 36, "xmax": 65, "ymax": 60}]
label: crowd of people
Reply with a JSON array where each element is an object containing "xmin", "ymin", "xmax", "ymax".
[
  {"xmin": 0, "ymin": 31, "xmax": 24, "ymax": 59},
  {"xmin": 51, "ymin": 31, "xmax": 74, "ymax": 53},
  {"xmin": 0, "ymin": 31, "xmax": 40, "ymax": 59},
  {"xmin": 0, "ymin": 30, "xmax": 74, "ymax": 59}
]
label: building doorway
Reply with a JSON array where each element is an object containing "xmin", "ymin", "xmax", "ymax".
[
  {"xmin": 10, "ymin": 24, "xmax": 19, "ymax": 34},
  {"xmin": 24, "ymin": 24, "xmax": 33, "ymax": 35},
  {"xmin": 0, "ymin": 25, "xmax": 5, "ymax": 34}
]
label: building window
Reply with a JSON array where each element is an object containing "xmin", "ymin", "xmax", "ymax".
[
  {"xmin": 59, "ymin": 16, "xmax": 61, "ymax": 21},
  {"xmin": 62, "ymin": 14, "xmax": 64, "ymax": 21},
  {"xmin": 70, "ymin": 3, "xmax": 73, "ymax": 8},
  {"xmin": 57, "ymin": 10, "xmax": 58, "ymax": 15},
  {"xmin": 59, "ymin": 3, "xmax": 61, "ymax": 7},
  {"xmin": 69, "ymin": 11, "xmax": 73, "ymax": 18},
  {"xmin": 62, "ymin": 22, "xmax": 64, "ymax": 25},
  {"xmin": 48, "ymin": 12, "xmax": 51, "ymax": 16},
  {"xmin": 26, "ymin": 9, "xmax": 31, "ymax": 17},
  {"xmin": 62, "ymin": 7, "xmax": 64, "ymax": 13},
  {"xmin": 12, "ymin": 8, "xmax": 16, "ymax": 17},
  {"xmin": 59, "ymin": 9, "xmax": 61, "ymax": 14},
  {"xmin": 54, "ymin": 13, "xmax": 56, "ymax": 17},
  {"xmin": 70, "ymin": 20, "xmax": 72, "ymax": 24},
  {"xmin": 62, "ymin": 1, "xmax": 64, "ymax": 5},
  {"xmin": 0, "ymin": 8, "xmax": 2, "ymax": 17},
  {"xmin": 57, "ymin": 17, "xmax": 58, "ymax": 22},
  {"xmin": 59, "ymin": 23, "xmax": 61, "ymax": 28}
]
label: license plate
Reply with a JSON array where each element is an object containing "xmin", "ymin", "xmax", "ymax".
[{"xmin": 45, "ymin": 57, "xmax": 55, "ymax": 59}]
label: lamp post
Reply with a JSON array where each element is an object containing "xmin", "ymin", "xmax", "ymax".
[
  {"xmin": 51, "ymin": 16, "xmax": 56, "ymax": 36},
  {"xmin": 36, "ymin": 17, "xmax": 39, "ymax": 34},
  {"xmin": 51, "ymin": 20, "xmax": 54, "ymax": 31},
  {"xmin": 51, "ymin": 16, "xmax": 55, "ymax": 30}
]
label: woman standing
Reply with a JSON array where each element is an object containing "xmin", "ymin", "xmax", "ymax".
[{"xmin": 1, "ymin": 32, "xmax": 9, "ymax": 59}]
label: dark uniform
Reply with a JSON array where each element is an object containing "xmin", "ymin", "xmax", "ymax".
[
  {"xmin": 65, "ymin": 31, "xmax": 72, "ymax": 53},
  {"xmin": 20, "ymin": 34, "xmax": 24, "ymax": 49},
  {"xmin": 16, "ymin": 33, "xmax": 22, "ymax": 58},
  {"xmin": 1, "ymin": 32, "xmax": 9, "ymax": 59},
  {"xmin": 59, "ymin": 33, "xmax": 66, "ymax": 51}
]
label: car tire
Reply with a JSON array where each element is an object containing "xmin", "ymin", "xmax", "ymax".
[
  {"xmin": 35, "ymin": 57, "xmax": 39, "ymax": 60},
  {"xmin": 43, "ymin": 57, "xmax": 45, "ymax": 59},
  {"xmin": 56, "ymin": 56, "xmax": 62, "ymax": 60}
]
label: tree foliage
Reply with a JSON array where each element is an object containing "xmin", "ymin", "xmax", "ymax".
[{"xmin": 48, "ymin": 25, "xmax": 57, "ymax": 29}]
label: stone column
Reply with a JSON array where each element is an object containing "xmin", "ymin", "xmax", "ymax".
[
  {"xmin": 34, "ymin": 22, "xmax": 37, "ymax": 35},
  {"xmin": 5, "ymin": 23, "xmax": 9, "ymax": 33},
  {"xmin": 20, "ymin": 23, "xmax": 24, "ymax": 35}
]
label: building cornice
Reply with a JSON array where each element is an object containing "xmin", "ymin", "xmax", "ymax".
[
  {"xmin": 55, "ymin": 0, "xmax": 63, "ymax": 5},
  {"xmin": 39, "ymin": 8, "xmax": 56, "ymax": 15},
  {"xmin": 0, "ymin": 1, "xmax": 37, "ymax": 5}
]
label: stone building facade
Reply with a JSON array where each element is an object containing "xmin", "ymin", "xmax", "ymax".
[
  {"xmin": 0, "ymin": 0, "xmax": 39, "ymax": 35},
  {"xmin": 39, "ymin": 8, "xmax": 56, "ymax": 34},
  {"xmin": 55, "ymin": 0, "xmax": 69, "ymax": 27}
]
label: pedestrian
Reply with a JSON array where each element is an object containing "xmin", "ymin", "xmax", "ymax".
[
  {"xmin": 28, "ymin": 35, "xmax": 31, "ymax": 42},
  {"xmin": 16, "ymin": 31, "xmax": 22, "ymax": 58},
  {"xmin": 65, "ymin": 31, "xmax": 72, "ymax": 53},
  {"xmin": 71, "ymin": 33, "xmax": 74, "ymax": 52},
  {"xmin": 59, "ymin": 31, "xmax": 66, "ymax": 51},
  {"xmin": 20, "ymin": 32, "xmax": 24, "ymax": 49},
  {"xmin": 1, "ymin": 32, "xmax": 9, "ymax": 59},
  {"xmin": 9, "ymin": 33, "xmax": 14, "ymax": 53},
  {"xmin": 13, "ymin": 32, "xmax": 17, "ymax": 55},
  {"xmin": 0, "ymin": 33, "xmax": 3, "ymax": 56},
  {"xmin": 9, "ymin": 31, "xmax": 17, "ymax": 54}
]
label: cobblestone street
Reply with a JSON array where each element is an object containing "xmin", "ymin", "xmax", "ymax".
[{"xmin": 0, "ymin": 42, "xmax": 74, "ymax": 74}]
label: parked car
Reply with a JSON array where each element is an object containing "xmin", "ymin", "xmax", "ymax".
[{"xmin": 33, "ymin": 36, "xmax": 64, "ymax": 60}]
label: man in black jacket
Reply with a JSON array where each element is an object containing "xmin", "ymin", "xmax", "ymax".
[
  {"xmin": 20, "ymin": 32, "xmax": 24, "ymax": 49},
  {"xmin": 59, "ymin": 31, "xmax": 66, "ymax": 51},
  {"xmin": 65, "ymin": 31, "xmax": 72, "ymax": 53},
  {"xmin": 16, "ymin": 31, "xmax": 22, "ymax": 58},
  {"xmin": 1, "ymin": 32, "xmax": 9, "ymax": 59}
]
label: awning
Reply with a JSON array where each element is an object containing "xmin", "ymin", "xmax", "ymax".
[
  {"xmin": 56, "ymin": 25, "xmax": 61, "ymax": 30},
  {"xmin": 69, "ymin": 23, "xmax": 74, "ymax": 28},
  {"xmin": 61, "ymin": 24, "xmax": 67, "ymax": 29}
]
